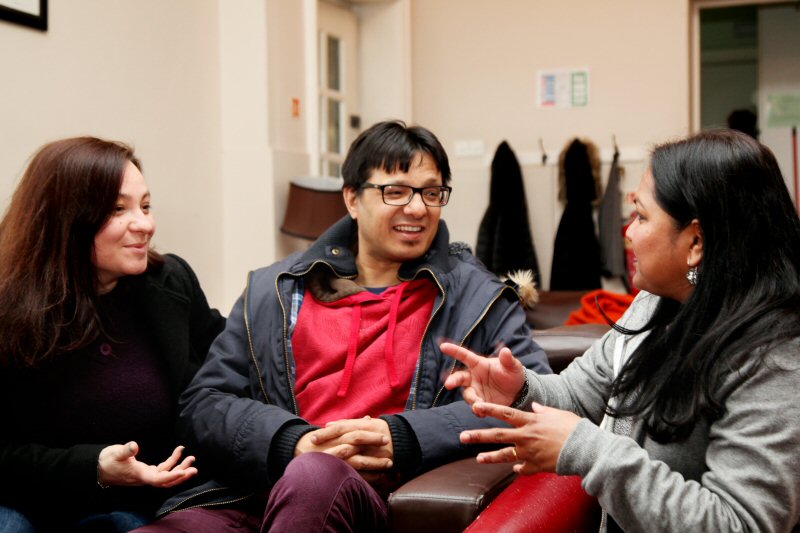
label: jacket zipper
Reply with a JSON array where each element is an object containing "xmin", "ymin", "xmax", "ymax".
[
  {"xmin": 159, "ymin": 273, "xmax": 268, "ymax": 516},
  {"xmin": 273, "ymin": 260, "xmax": 357, "ymax": 415},
  {"xmin": 155, "ymin": 487, "xmax": 256, "ymax": 517},
  {"xmin": 245, "ymin": 270, "xmax": 271, "ymax": 404},
  {"xmin": 404, "ymin": 268, "xmax": 446, "ymax": 411},
  {"xmin": 262, "ymin": 262, "xmax": 517, "ymax": 413},
  {"xmin": 431, "ymin": 285, "xmax": 522, "ymax": 407},
  {"xmin": 163, "ymin": 262, "xmax": 356, "ymax": 515}
]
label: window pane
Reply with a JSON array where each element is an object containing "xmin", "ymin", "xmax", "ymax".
[
  {"xmin": 327, "ymin": 100, "xmax": 341, "ymax": 154},
  {"xmin": 327, "ymin": 35, "xmax": 341, "ymax": 91}
]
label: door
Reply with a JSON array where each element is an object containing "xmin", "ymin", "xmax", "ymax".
[
  {"xmin": 692, "ymin": 0, "xmax": 800, "ymax": 201},
  {"xmin": 317, "ymin": 0, "xmax": 360, "ymax": 178}
]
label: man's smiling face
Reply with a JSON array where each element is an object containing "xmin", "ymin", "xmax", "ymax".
[{"xmin": 344, "ymin": 152, "xmax": 443, "ymax": 273}]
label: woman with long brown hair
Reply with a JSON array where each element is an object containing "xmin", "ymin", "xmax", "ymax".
[{"xmin": 0, "ymin": 137, "xmax": 225, "ymax": 532}]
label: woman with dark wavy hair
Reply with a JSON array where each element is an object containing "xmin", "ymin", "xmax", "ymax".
[
  {"xmin": 443, "ymin": 130, "xmax": 800, "ymax": 532},
  {"xmin": 0, "ymin": 137, "xmax": 225, "ymax": 532}
]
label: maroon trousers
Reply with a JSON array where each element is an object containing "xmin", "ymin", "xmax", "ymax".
[{"xmin": 132, "ymin": 453, "xmax": 388, "ymax": 533}]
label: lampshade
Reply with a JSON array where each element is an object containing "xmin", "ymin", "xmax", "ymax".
[{"xmin": 281, "ymin": 176, "xmax": 348, "ymax": 240}]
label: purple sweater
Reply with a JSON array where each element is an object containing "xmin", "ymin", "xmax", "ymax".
[{"xmin": 3, "ymin": 285, "xmax": 175, "ymax": 516}]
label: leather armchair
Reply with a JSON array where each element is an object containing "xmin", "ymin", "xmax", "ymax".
[
  {"xmin": 465, "ymin": 472, "xmax": 601, "ymax": 532},
  {"xmin": 525, "ymin": 290, "xmax": 590, "ymax": 329},
  {"xmin": 533, "ymin": 323, "xmax": 610, "ymax": 373},
  {"xmin": 387, "ymin": 292, "xmax": 609, "ymax": 532},
  {"xmin": 388, "ymin": 458, "xmax": 516, "ymax": 532}
]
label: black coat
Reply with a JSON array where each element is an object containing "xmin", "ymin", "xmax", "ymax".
[
  {"xmin": 0, "ymin": 254, "xmax": 225, "ymax": 529},
  {"xmin": 550, "ymin": 139, "xmax": 602, "ymax": 291},
  {"xmin": 598, "ymin": 151, "xmax": 627, "ymax": 280},
  {"xmin": 476, "ymin": 141, "xmax": 540, "ymax": 285}
]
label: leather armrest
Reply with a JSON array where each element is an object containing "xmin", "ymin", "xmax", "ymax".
[
  {"xmin": 533, "ymin": 323, "xmax": 610, "ymax": 373},
  {"xmin": 465, "ymin": 473, "xmax": 601, "ymax": 533},
  {"xmin": 525, "ymin": 290, "xmax": 588, "ymax": 329},
  {"xmin": 388, "ymin": 457, "xmax": 516, "ymax": 533},
  {"xmin": 384, "ymin": 321, "xmax": 608, "ymax": 531}
]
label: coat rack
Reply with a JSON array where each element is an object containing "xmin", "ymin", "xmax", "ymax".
[{"xmin": 538, "ymin": 138, "xmax": 548, "ymax": 165}]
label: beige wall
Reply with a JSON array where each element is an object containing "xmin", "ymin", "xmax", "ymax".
[
  {"xmin": 411, "ymin": 0, "xmax": 690, "ymax": 153},
  {"xmin": 218, "ymin": 0, "xmax": 273, "ymax": 311},
  {"xmin": 410, "ymin": 0, "xmax": 690, "ymax": 287},
  {"xmin": 1, "ymin": 0, "xmax": 695, "ymax": 306},
  {"xmin": 0, "ymin": 0, "xmax": 227, "ymax": 306},
  {"xmin": 0, "ymin": 0, "xmax": 315, "ymax": 313}
]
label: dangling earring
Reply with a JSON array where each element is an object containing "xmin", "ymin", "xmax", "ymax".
[{"xmin": 686, "ymin": 266, "xmax": 698, "ymax": 286}]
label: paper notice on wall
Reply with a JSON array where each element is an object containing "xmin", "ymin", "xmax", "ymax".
[
  {"xmin": 538, "ymin": 69, "xmax": 590, "ymax": 108},
  {"xmin": 766, "ymin": 93, "xmax": 800, "ymax": 128}
]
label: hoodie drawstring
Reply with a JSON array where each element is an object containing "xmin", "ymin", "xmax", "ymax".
[
  {"xmin": 338, "ymin": 304, "xmax": 362, "ymax": 397},
  {"xmin": 336, "ymin": 282, "xmax": 407, "ymax": 397},
  {"xmin": 383, "ymin": 282, "xmax": 406, "ymax": 388}
]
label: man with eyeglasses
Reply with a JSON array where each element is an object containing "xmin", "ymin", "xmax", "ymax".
[{"xmin": 137, "ymin": 120, "xmax": 551, "ymax": 532}]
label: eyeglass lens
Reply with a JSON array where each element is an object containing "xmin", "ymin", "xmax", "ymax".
[{"xmin": 382, "ymin": 185, "xmax": 449, "ymax": 206}]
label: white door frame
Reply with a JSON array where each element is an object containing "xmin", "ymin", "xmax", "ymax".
[{"xmin": 689, "ymin": 0, "xmax": 792, "ymax": 132}]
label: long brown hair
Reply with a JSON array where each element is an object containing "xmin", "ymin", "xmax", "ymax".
[{"xmin": 0, "ymin": 137, "xmax": 161, "ymax": 367}]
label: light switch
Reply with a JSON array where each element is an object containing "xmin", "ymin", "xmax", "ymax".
[{"xmin": 453, "ymin": 139, "xmax": 485, "ymax": 158}]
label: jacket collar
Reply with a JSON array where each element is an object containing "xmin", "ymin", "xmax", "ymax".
[{"xmin": 294, "ymin": 215, "xmax": 453, "ymax": 280}]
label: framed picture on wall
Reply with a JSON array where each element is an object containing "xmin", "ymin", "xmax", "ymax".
[{"xmin": 0, "ymin": 0, "xmax": 47, "ymax": 31}]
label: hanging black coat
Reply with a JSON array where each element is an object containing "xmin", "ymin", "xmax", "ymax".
[
  {"xmin": 476, "ymin": 141, "xmax": 540, "ymax": 285},
  {"xmin": 550, "ymin": 138, "xmax": 602, "ymax": 291},
  {"xmin": 598, "ymin": 151, "xmax": 627, "ymax": 280}
]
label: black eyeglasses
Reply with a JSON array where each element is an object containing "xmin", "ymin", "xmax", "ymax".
[{"xmin": 359, "ymin": 183, "xmax": 452, "ymax": 207}]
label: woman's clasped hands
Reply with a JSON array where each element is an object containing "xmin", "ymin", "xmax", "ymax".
[{"xmin": 441, "ymin": 342, "xmax": 580, "ymax": 475}]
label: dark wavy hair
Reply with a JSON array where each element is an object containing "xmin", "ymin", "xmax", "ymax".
[
  {"xmin": 341, "ymin": 120, "xmax": 451, "ymax": 189},
  {"xmin": 609, "ymin": 130, "xmax": 800, "ymax": 442},
  {"xmin": 0, "ymin": 137, "xmax": 162, "ymax": 367}
]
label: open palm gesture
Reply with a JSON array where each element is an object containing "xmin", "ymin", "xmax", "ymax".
[{"xmin": 441, "ymin": 342, "xmax": 527, "ymax": 406}]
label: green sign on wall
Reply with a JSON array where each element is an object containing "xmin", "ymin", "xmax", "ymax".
[{"xmin": 767, "ymin": 93, "xmax": 800, "ymax": 128}]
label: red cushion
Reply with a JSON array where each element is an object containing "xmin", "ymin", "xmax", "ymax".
[{"xmin": 464, "ymin": 473, "xmax": 601, "ymax": 533}]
